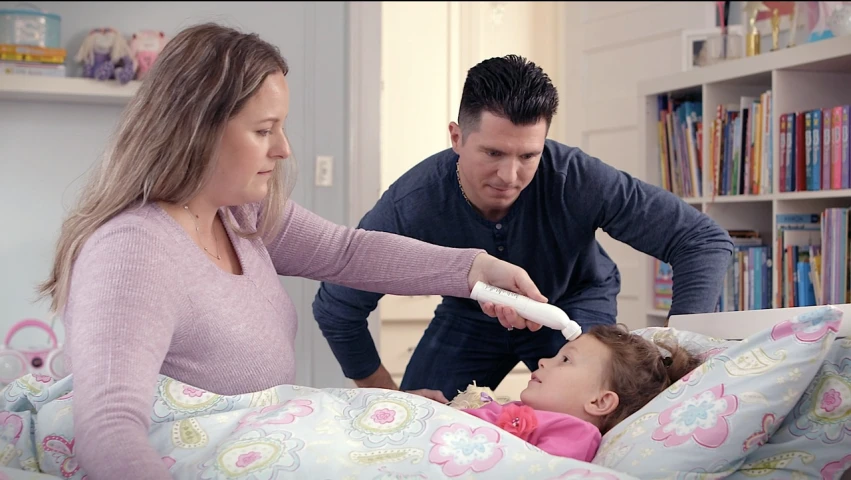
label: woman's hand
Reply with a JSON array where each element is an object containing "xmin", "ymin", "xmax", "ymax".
[{"xmin": 467, "ymin": 253, "xmax": 547, "ymax": 331}]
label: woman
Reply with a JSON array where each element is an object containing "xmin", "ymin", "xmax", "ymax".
[{"xmin": 38, "ymin": 23, "xmax": 545, "ymax": 479}]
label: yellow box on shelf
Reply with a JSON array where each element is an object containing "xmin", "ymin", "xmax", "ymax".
[{"xmin": 0, "ymin": 44, "xmax": 66, "ymax": 64}]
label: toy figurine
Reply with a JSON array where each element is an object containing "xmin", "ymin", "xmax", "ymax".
[
  {"xmin": 130, "ymin": 30, "xmax": 169, "ymax": 81},
  {"xmin": 788, "ymin": 1, "xmax": 801, "ymax": 47},
  {"xmin": 447, "ymin": 381, "xmax": 510, "ymax": 409},
  {"xmin": 771, "ymin": 8, "xmax": 781, "ymax": 50},
  {"xmin": 74, "ymin": 27, "xmax": 135, "ymax": 85},
  {"xmin": 743, "ymin": 2, "xmax": 769, "ymax": 56}
]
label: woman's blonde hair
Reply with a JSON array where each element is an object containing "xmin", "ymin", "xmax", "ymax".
[{"xmin": 38, "ymin": 22, "xmax": 296, "ymax": 315}]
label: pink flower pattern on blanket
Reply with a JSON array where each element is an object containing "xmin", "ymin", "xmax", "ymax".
[
  {"xmin": 183, "ymin": 386, "xmax": 205, "ymax": 398},
  {"xmin": 0, "ymin": 413, "xmax": 23, "ymax": 445},
  {"xmin": 371, "ymin": 408, "xmax": 396, "ymax": 424},
  {"xmin": 162, "ymin": 456, "xmax": 176, "ymax": 470},
  {"xmin": 428, "ymin": 423, "xmax": 504, "ymax": 477},
  {"xmin": 236, "ymin": 399, "xmax": 314, "ymax": 431},
  {"xmin": 236, "ymin": 451, "xmax": 262, "ymax": 468},
  {"xmin": 741, "ymin": 413, "xmax": 781, "ymax": 453},
  {"xmin": 698, "ymin": 346, "xmax": 728, "ymax": 361},
  {"xmin": 652, "ymin": 384, "xmax": 738, "ymax": 448},
  {"xmin": 42, "ymin": 435, "xmax": 82, "ymax": 478},
  {"xmin": 821, "ymin": 389, "xmax": 842, "ymax": 413},
  {"xmin": 821, "ymin": 454, "xmax": 851, "ymax": 480},
  {"xmin": 770, "ymin": 311, "xmax": 841, "ymax": 343}
]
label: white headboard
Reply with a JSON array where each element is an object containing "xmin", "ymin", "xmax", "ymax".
[{"xmin": 668, "ymin": 304, "xmax": 851, "ymax": 340}]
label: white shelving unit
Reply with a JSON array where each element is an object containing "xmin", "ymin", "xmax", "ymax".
[
  {"xmin": 0, "ymin": 74, "xmax": 140, "ymax": 105},
  {"xmin": 638, "ymin": 34, "xmax": 851, "ymax": 328}
]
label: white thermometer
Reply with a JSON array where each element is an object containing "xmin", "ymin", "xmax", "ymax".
[{"xmin": 470, "ymin": 281, "xmax": 582, "ymax": 341}]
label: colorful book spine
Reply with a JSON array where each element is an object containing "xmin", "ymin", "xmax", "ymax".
[
  {"xmin": 833, "ymin": 106, "xmax": 843, "ymax": 189},
  {"xmin": 780, "ymin": 114, "xmax": 787, "ymax": 191},
  {"xmin": 787, "ymin": 113, "xmax": 796, "ymax": 193},
  {"xmin": 813, "ymin": 110, "xmax": 822, "ymax": 191},
  {"xmin": 823, "ymin": 108, "xmax": 832, "ymax": 190},
  {"xmin": 844, "ymin": 106, "xmax": 850, "ymax": 189},
  {"xmin": 805, "ymin": 111, "xmax": 813, "ymax": 191}
]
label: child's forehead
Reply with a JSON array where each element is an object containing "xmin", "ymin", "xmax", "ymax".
[
  {"xmin": 560, "ymin": 334, "xmax": 609, "ymax": 356},
  {"xmin": 559, "ymin": 337, "xmax": 585, "ymax": 354}
]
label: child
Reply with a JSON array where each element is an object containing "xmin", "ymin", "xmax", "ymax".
[{"xmin": 455, "ymin": 324, "xmax": 703, "ymax": 462}]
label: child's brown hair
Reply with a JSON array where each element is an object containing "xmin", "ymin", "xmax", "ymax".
[{"xmin": 586, "ymin": 324, "xmax": 703, "ymax": 434}]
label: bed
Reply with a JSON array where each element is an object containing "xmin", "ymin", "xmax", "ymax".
[{"xmin": 0, "ymin": 304, "xmax": 848, "ymax": 479}]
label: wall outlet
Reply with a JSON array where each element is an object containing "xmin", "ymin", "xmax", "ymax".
[{"xmin": 315, "ymin": 155, "xmax": 333, "ymax": 187}]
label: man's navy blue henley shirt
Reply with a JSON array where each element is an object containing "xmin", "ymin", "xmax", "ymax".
[{"xmin": 312, "ymin": 139, "xmax": 734, "ymax": 380}]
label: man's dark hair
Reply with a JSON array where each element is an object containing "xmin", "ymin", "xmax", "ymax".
[{"xmin": 457, "ymin": 54, "xmax": 559, "ymax": 138}]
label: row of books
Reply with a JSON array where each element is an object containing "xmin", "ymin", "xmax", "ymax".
[
  {"xmin": 658, "ymin": 94, "xmax": 851, "ymax": 198},
  {"xmin": 776, "ymin": 213, "xmax": 820, "ymax": 309},
  {"xmin": 652, "ymin": 230, "xmax": 772, "ymax": 313},
  {"xmin": 653, "ymin": 207, "xmax": 851, "ymax": 312},
  {"xmin": 0, "ymin": 44, "xmax": 67, "ymax": 78},
  {"xmin": 708, "ymin": 90, "xmax": 773, "ymax": 198},
  {"xmin": 776, "ymin": 209, "xmax": 850, "ymax": 308},
  {"xmin": 779, "ymin": 104, "xmax": 851, "ymax": 193},
  {"xmin": 717, "ymin": 230, "xmax": 771, "ymax": 312},
  {"xmin": 655, "ymin": 95, "xmax": 703, "ymax": 198}
]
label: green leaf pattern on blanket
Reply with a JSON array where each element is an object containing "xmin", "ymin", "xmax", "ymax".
[{"xmin": 0, "ymin": 374, "xmax": 638, "ymax": 479}]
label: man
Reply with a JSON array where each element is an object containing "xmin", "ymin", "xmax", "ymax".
[{"xmin": 312, "ymin": 54, "xmax": 733, "ymax": 402}]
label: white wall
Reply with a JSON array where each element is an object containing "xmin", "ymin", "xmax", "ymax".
[
  {"xmin": 558, "ymin": 2, "xmax": 717, "ymax": 330},
  {"xmin": 455, "ymin": 2, "xmax": 561, "ymax": 140},
  {"xmin": 379, "ymin": 1, "xmax": 561, "ymax": 193},
  {"xmin": 1, "ymin": 101, "xmax": 117, "ymax": 345},
  {"xmin": 379, "ymin": 2, "xmax": 452, "ymax": 191}
]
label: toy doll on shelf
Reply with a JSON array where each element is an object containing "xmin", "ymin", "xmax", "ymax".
[
  {"xmin": 74, "ymin": 27, "xmax": 136, "ymax": 85},
  {"xmin": 129, "ymin": 30, "xmax": 169, "ymax": 81}
]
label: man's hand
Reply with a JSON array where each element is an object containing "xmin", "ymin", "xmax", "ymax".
[
  {"xmin": 353, "ymin": 364, "xmax": 398, "ymax": 390},
  {"xmin": 406, "ymin": 389, "xmax": 450, "ymax": 404},
  {"xmin": 354, "ymin": 365, "xmax": 452, "ymax": 404}
]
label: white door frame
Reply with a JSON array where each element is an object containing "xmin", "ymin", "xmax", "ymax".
[{"xmin": 346, "ymin": 1, "xmax": 383, "ymax": 351}]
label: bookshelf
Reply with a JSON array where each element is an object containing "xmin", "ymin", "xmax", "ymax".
[
  {"xmin": 0, "ymin": 75, "xmax": 140, "ymax": 105},
  {"xmin": 638, "ymin": 34, "xmax": 851, "ymax": 328}
]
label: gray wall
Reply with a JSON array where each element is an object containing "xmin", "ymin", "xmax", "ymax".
[{"xmin": 0, "ymin": 1, "xmax": 364, "ymax": 388}]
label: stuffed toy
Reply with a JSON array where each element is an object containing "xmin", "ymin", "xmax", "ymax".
[
  {"xmin": 130, "ymin": 30, "xmax": 168, "ymax": 80},
  {"xmin": 446, "ymin": 381, "xmax": 510, "ymax": 410},
  {"xmin": 74, "ymin": 27, "xmax": 135, "ymax": 85}
]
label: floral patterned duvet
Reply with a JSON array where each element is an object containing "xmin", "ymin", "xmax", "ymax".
[{"xmin": 0, "ymin": 374, "xmax": 638, "ymax": 480}]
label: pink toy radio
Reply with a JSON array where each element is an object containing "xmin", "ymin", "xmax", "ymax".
[{"xmin": 0, "ymin": 319, "xmax": 69, "ymax": 386}]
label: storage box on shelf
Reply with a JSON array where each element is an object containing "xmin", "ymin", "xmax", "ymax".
[{"xmin": 638, "ymin": 34, "xmax": 851, "ymax": 329}]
